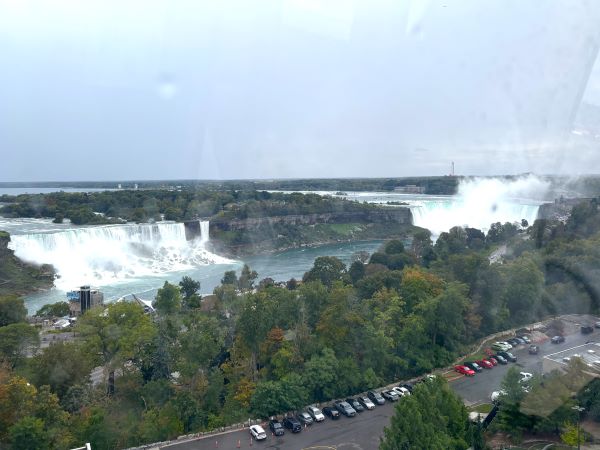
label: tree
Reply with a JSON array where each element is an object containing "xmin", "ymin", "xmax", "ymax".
[
  {"xmin": 28, "ymin": 341, "xmax": 94, "ymax": 399},
  {"xmin": 221, "ymin": 270, "xmax": 238, "ymax": 286},
  {"xmin": 8, "ymin": 417, "xmax": 48, "ymax": 450},
  {"xmin": 348, "ymin": 260, "xmax": 366, "ymax": 283},
  {"xmin": 179, "ymin": 276, "xmax": 200, "ymax": 300},
  {"xmin": 0, "ymin": 323, "xmax": 40, "ymax": 368},
  {"xmin": 153, "ymin": 281, "xmax": 182, "ymax": 315},
  {"xmin": 0, "ymin": 296, "xmax": 27, "ymax": 326},
  {"xmin": 380, "ymin": 377, "xmax": 469, "ymax": 450},
  {"xmin": 302, "ymin": 256, "xmax": 346, "ymax": 287},
  {"xmin": 35, "ymin": 301, "xmax": 70, "ymax": 318},
  {"xmin": 238, "ymin": 264, "xmax": 258, "ymax": 291}
]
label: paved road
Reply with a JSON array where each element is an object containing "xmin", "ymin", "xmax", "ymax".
[
  {"xmin": 451, "ymin": 327, "xmax": 597, "ymax": 404},
  {"xmin": 163, "ymin": 402, "xmax": 396, "ymax": 450}
]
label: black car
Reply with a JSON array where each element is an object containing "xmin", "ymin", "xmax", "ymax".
[
  {"xmin": 269, "ymin": 419, "xmax": 285, "ymax": 436},
  {"xmin": 518, "ymin": 335, "xmax": 531, "ymax": 344},
  {"xmin": 582, "ymin": 325, "xmax": 594, "ymax": 334},
  {"xmin": 464, "ymin": 362, "xmax": 483, "ymax": 372},
  {"xmin": 551, "ymin": 335, "xmax": 566, "ymax": 344},
  {"xmin": 283, "ymin": 416, "xmax": 302, "ymax": 433},
  {"xmin": 346, "ymin": 398, "xmax": 364, "ymax": 412},
  {"xmin": 367, "ymin": 390, "xmax": 386, "ymax": 405},
  {"xmin": 529, "ymin": 345, "xmax": 539, "ymax": 355},
  {"xmin": 322, "ymin": 406, "xmax": 340, "ymax": 420},
  {"xmin": 296, "ymin": 411, "xmax": 313, "ymax": 425},
  {"xmin": 400, "ymin": 383, "xmax": 413, "ymax": 392},
  {"xmin": 335, "ymin": 401, "xmax": 357, "ymax": 417},
  {"xmin": 497, "ymin": 351, "xmax": 517, "ymax": 362},
  {"xmin": 492, "ymin": 354, "xmax": 508, "ymax": 364},
  {"xmin": 507, "ymin": 338, "xmax": 521, "ymax": 346}
]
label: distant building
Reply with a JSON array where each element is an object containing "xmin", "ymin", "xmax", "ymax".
[
  {"xmin": 68, "ymin": 286, "xmax": 104, "ymax": 316},
  {"xmin": 393, "ymin": 184, "xmax": 424, "ymax": 194}
]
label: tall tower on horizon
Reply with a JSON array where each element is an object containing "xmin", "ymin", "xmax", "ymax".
[{"xmin": 451, "ymin": 161, "xmax": 455, "ymax": 176}]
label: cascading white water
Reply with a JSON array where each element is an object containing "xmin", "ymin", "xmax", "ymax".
[
  {"xmin": 409, "ymin": 175, "xmax": 550, "ymax": 236},
  {"xmin": 200, "ymin": 221, "xmax": 209, "ymax": 245},
  {"xmin": 8, "ymin": 221, "xmax": 231, "ymax": 290}
]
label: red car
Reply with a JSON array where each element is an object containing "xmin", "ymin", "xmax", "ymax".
[
  {"xmin": 454, "ymin": 365, "xmax": 475, "ymax": 376},
  {"xmin": 487, "ymin": 357, "xmax": 498, "ymax": 366},
  {"xmin": 476, "ymin": 359, "xmax": 494, "ymax": 369}
]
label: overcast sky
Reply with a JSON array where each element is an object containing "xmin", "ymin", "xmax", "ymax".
[{"xmin": 2, "ymin": 0, "xmax": 600, "ymax": 182}]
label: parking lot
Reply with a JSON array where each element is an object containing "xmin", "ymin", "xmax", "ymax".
[
  {"xmin": 451, "ymin": 324, "xmax": 599, "ymax": 405},
  {"xmin": 163, "ymin": 318, "xmax": 599, "ymax": 450},
  {"xmin": 163, "ymin": 401, "xmax": 397, "ymax": 450}
]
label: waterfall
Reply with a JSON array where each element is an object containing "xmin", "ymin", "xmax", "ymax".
[
  {"xmin": 9, "ymin": 221, "xmax": 231, "ymax": 290},
  {"xmin": 408, "ymin": 176, "xmax": 549, "ymax": 236},
  {"xmin": 200, "ymin": 221, "xmax": 209, "ymax": 244}
]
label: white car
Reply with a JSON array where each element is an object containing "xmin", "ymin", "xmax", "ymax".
[
  {"xmin": 491, "ymin": 390, "xmax": 507, "ymax": 402},
  {"xmin": 520, "ymin": 372, "xmax": 533, "ymax": 383},
  {"xmin": 391, "ymin": 387, "xmax": 411, "ymax": 397},
  {"xmin": 307, "ymin": 405, "xmax": 325, "ymax": 422},
  {"xmin": 249, "ymin": 425, "xmax": 267, "ymax": 441},
  {"xmin": 358, "ymin": 396, "xmax": 376, "ymax": 410}
]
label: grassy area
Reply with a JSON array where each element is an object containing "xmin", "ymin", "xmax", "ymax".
[
  {"xmin": 469, "ymin": 403, "xmax": 493, "ymax": 414},
  {"xmin": 328, "ymin": 223, "xmax": 363, "ymax": 236}
]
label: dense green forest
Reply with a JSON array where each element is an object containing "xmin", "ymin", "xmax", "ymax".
[
  {"xmin": 0, "ymin": 190, "xmax": 382, "ymax": 224},
  {"xmin": 0, "ymin": 176, "xmax": 460, "ymax": 195},
  {"xmin": 1, "ymin": 199, "xmax": 600, "ymax": 448}
]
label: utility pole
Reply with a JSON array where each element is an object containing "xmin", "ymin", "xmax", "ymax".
[{"xmin": 572, "ymin": 405, "xmax": 585, "ymax": 450}]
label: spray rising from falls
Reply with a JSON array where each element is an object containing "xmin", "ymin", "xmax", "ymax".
[
  {"xmin": 9, "ymin": 221, "xmax": 232, "ymax": 290},
  {"xmin": 410, "ymin": 175, "xmax": 550, "ymax": 236}
]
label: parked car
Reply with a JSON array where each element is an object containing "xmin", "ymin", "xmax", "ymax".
[
  {"xmin": 358, "ymin": 396, "xmax": 376, "ymax": 410},
  {"xmin": 382, "ymin": 390, "xmax": 400, "ymax": 402},
  {"xmin": 491, "ymin": 390, "xmax": 507, "ymax": 403},
  {"xmin": 476, "ymin": 359, "xmax": 494, "ymax": 369},
  {"xmin": 322, "ymin": 406, "xmax": 340, "ymax": 420},
  {"xmin": 497, "ymin": 351, "xmax": 517, "ymax": 362},
  {"xmin": 400, "ymin": 383, "xmax": 413, "ymax": 392},
  {"xmin": 455, "ymin": 365, "xmax": 475, "ymax": 376},
  {"xmin": 491, "ymin": 342, "xmax": 511, "ymax": 351},
  {"xmin": 306, "ymin": 406, "xmax": 325, "ymax": 422},
  {"xmin": 582, "ymin": 325, "xmax": 594, "ymax": 334},
  {"xmin": 529, "ymin": 345, "xmax": 539, "ymax": 355},
  {"xmin": 367, "ymin": 390, "xmax": 386, "ymax": 405},
  {"xmin": 268, "ymin": 419, "xmax": 285, "ymax": 436},
  {"xmin": 507, "ymin": 338, "xmax": 520, "ymax": 346},
  {"xmin": 520, "ymin": 372, "xmax": 533, "ymax": 383},
  {"xmin": 391, "ymin": 386, "xmax": 411, "ymax": 397},
  {"xmin": 464, "ymin": 362, "xmax": 483, "ymax": 372},
  {"xmin": 249, "ymin": 425, "xmax": 267, "ymax": 440},
  {"xmin": 283, "ymin": 416, "xmax": 302, "ymax": 432},
  {"xmin": 346, "ymin": 397, "xmax": 364, "ymax": 412},
  {"xmin": 492, "ymin": 354, "xmax": 508, "ymax": 364},
  {"xmin": 297, "ymin": 411, "xmax": 314, "ymax": 425},
  {"xmin": 335, "ymin": 401, "xmax": 357, "ymax": 417},
  {"xmin": 595, "ymin": 321, "xmax": 600, "ymax": 329},
  {"xmin": 551, "ymin": 335, "xmax": 566, "ymax": 344},
  {"xmin": 487, "ymin": 357, "xmax": 498, "ymax": 366},
  {"xmin": 519, "ymin": 335, "xmax": 531, "ymax": 344}
]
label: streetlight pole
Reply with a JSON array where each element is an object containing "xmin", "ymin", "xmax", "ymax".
[{"xmin": 572, "ymin": 405, "xmax": 585, "ymax": 450}]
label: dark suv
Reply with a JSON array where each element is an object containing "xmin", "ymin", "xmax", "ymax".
[
  {"xmin": 367, "ymin": 390, "xmax": 385, "ymax": 405},
  {"xmin": 497, "ymin": 351, "xmax": 517, "ymax": 362},
  {"xmin": 283, "ymin": 416, "xmax": 302, "ymax": 433},
  {"xmin": 582, "ymin": 325, "xmax": 594, "ymax": 334},
  {"xmin": 322, "ymin": 406, "xmax": 340, "ymax": 420},
  {"xmin": 464, "ymin": 362, "xmax": 483, "ymax": 372},
  {"xmin": 269, "ymin": 419, "xmax": 285, "ymax": 436}
]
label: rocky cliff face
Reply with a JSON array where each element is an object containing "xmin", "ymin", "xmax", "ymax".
[
  {"xmin": 206, "ymin": 208, "xmax": 412, "ymax": 233},
  {"xmin": 537, "ymin": 198, "xmax": 593, "ymax": 222},
  {"xmin": 0, "ymin": 231, "xmax": 55, "ymax": 296}
]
